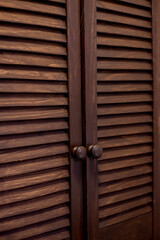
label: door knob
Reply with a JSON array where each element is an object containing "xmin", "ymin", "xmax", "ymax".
[
  {"xmin": 88, "ymin": 145, "xmax": 103, "ymax": 159},
  {"xmin": 72, "ymin": 146, "xmax": 87, "ymax": 161}
]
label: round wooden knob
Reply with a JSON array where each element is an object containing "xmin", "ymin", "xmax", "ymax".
[
  {"xmin": 88, "ymin": 145, "xmax": 103, "ymax": 159},
  {"xmin": 72, "ymin": 146, "xmax": 86, "ymax": 161}
]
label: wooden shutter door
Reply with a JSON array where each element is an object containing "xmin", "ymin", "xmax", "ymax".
[
  {"xmin": 0, "ymin": 1, "xmax": 83, "ymax": 240},
  {"xmin": 82, "ymin": 0, "xmax": 156, "ymax": 239}
]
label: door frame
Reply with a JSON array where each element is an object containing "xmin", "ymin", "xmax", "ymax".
[
  {"xmin": 67, "ymin": 1, "xmax": 83, "ymax": 239},
  {"xmin": 81, "ymin": 0, "xmax": 99, "ymax": 239},
  {"xmin": 152, "ymin": 0, "xmax": 160, "ymax": 239}
]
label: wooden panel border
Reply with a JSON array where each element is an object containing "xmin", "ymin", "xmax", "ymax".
[
  {"xmin": 67, "ymin": 1, "xmax": 83, "ymax": 240},
  {"xmin": 152, "ymin": 0, "xmax": 160, "ymax": 239},
  {"xmin": 99, "ymin": 213, "xmax": 152, "ymax": 240},
  {"xmin": 81, "ymin": 0, "xmax": 98, "ymax": 239}
]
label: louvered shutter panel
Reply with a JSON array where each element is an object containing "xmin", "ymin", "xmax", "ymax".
[
  {"xmin": 96, "ymin": 0, "xmax": 153, "ymax": 235},
  {"xmin": 0, "ymin": 1, "xmax": 82, "ymax": 239}
]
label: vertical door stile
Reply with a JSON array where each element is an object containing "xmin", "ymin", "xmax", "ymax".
[
  {"xmin": 152, "ymin": 0, "xmax": 160, "ymax": 239},
  {"xmin": 67, "ymin": 0, "xmax": 83, "ymax": 239},
  {"xmin": 81, "ymin": 0, "xmax": 99, "ymax": 239}
]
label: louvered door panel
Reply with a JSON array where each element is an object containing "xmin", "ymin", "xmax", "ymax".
[
  {"xmin": 0, "ymin": 1, "xmax": 78, "ymax": 239},
  {"xmin": 97, "ymin": 0, "xmax": 153, "ymax": 235}
]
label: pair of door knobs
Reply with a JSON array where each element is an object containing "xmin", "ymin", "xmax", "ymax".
[{"xmin": 72, "ymin": 145, "xmax": 103, "ymax": 161}]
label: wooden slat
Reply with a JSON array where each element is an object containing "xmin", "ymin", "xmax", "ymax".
[
  {"xmin": 97, "ymin": 23, "xmax": 152, "ymax": 39},
  {"xmin": 0, "ymin": 68, "xmax": 67, "ymax": 81},
  {"xmin": 98, "ymin": 82, "xmax": 152, "ymax": 92},
  {"xmin": 97, "ymin": 36, "xmax": 151, "ymax": 49},
  {"xmin": 0, "ymin": 180, "xmax": 69, "ymax": 205},
  {"xmin": 98, "ymin": 104, "xmax": 152, "ymax": 116},
  {"xmin": 28, "ymin": 229, "xmax": 70, "ymax": 240},
  {"xmin": 0, "ymin": 25, "xmax": 67, "ymax": 42},
  {"xmin": 0, "ymin": 205, "xmax": 70, "ymax": 232},
  {"xmin": 0, "ymin": 95, "xmax": 68, "ymax": 107},
  {"xmin": 0, "ymin": 155, "xmax": 69, "ymax": 178},
  {"xmin": 97, "ymin": 93, "xmax": 152, "ymax": 104},
  {"xmin": 99, "ymin": 175, "xmax": 152, "ymax": 194},
  {"xmin": 0, "ymin": 11, "xmax": 66, "ymax": 29},
  {"xmin": 98, "ymin": 60, "xmax": 152, "ymax": 70},
  {"xmin": 117, "ymin": 0, "xmax": 151, "ymax": 8},
  {"xmin": 0, "ymin": 119, "xmax": 68, "ymax": 136},
  {"xmin": 98, "ymin": 154, "xmax": 152, "ymax": 172},
  {"xmin": 0, "ymin": 217, "xmax": 70, "ymax": 240},
  {"xmin": 0, "ymin": 81, "xmax": 67, "ymax": 93},
  {"xmin": 0, "ymin": 0, "xmax": 66, "ymax": 16},
  {"xmin": 0, "ymin": 180, "xmax": 69, "ymax": 204},
  {"xmin": 99, "ymin": 164, "xmax": 152, "ymax": 183},
  {"xmin": 99, "ymin": 134, "xmax": 152, "ymax": 149},
  {"xmin": 97, "ymin": 1, "xmax": 151, "ymax": 18},
  {"xmin": 100, "ymin": 144, "xmax": 152, "ymax": 160},
  {"xmin": 99, "ymin": 205, "xmax": 152, "ymax": 229},
  {"xmin": 97, "ymin": 72, "xmax": 152, "ymax": 81},
  {"xmin": 97, "ymin": 48, "xmax": 152, "ymax": 60},
  {"xmin": 0, "ymin": 53, "xmax": 67, "ymax": 68},
  {"xmin": 99, "ymin": 195, "xmax": 152, "ymax": 219},
  {"xmin": 0, "ymin": 107, "xmax": 68, "ymax": 121},
  {"xmin": 0, "ymin": 192, "xmax": 69, "ymax": 219},
  {"xmin": 97, "ymin": 11, "xmax": 152, "ymax": 29},
  {"xmin": 98, "ymin": 124, "xmax": 152, "ymax": 138},
  {"xmin": 0, "ymin": 143, "xmax": 69, "ymax": 164},
  {"xmin": 0, "ymin": 131, "xmax": 68, "ymax": 150},
  {"xmin": 98, "ymin": 114, "xmax": 152, "ymax": 127},
  {"xmin": 99, "ymin": 185, "xmax": 152, "ymax": 207},
  {"xmin": 0, "ymin": 40, "xmax": 67, "ymax": 55}
]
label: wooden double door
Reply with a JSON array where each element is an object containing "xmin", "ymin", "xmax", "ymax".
[{"xmin": 0, "ymin": 0, "xmax": 159, "ymax": 239}]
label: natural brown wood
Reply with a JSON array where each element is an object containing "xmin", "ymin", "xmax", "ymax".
[
  {"xmin": 99, "ymin": 164, "xmax": 152, "ymax": 183},
  {"xmin": 99, "ymin": 212, "xmax": 152, "ymax": 240},
  {"xmin": 98, "ymin": 113, "xmax": 152, "ymax": 127},
  {"xmin": 97, "ymin": 11, "xmax": 152, "ymax": 29},
  {"xmin": 0, "ymin": 10, "xmax": 66, "ymax": 29},
  {"xmin": 67, "ymin": 0, "xmax": 83, "ymax": 239},
  {"xmin": 97, "ymin": 36, "xmax": 152, "ymax": 49},
  {"xmin": 0, "ymin": 205, "xmax": 69, "ymax": 232},
  {"xmin": 81, "ymin": 0, "xmax": 98, "ymax": 239},
  {"xmin": 97, "ymin": 72, "xmax": 152, "ymax": 81},
  {"xmin": 97, "ymin": 24, "xmax": 152, "ymax": 39},
  {"xmin": 99, "ymin": 205, "xmax": 152, "ymax": 229},
  {"xmin": 98, "ymin": 155, "xmax": 152, "ymax": 172},
  {"xmin": 98, "ymin": 124, "xmax": 152, "ymax": 138},
  {"xmin": 0, "ymin": 2, "xmax": 72, "ymax": 239},
  {"xmin": 0, "ymin": 40, "xmax": 67, "ymax": 55},
  {"xmin": 97, "ymin": 1, "xmax": 151, "ymax": 18},
  {"xmin": 152, "ymin": 0, "xmax": 160, "ymax": 239},
  {"xmin": 97, "ymin": 48, "xmax": 152, "ymax": 60},
  {"xmin": 0, "ymin": 25, "xmax": 67, "ymax": 42},
  {"xmin": 98, "ymin": 93, "xmax": 152, "ymax": 104},
  {"xmin": 0, "ymin": 0, "xmax": 66, "ymax": 16}
]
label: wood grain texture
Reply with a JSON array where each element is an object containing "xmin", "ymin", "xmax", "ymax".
[
  {"xmin": 152, "ymin": 0, "xmax": 160, "ymax": 239},
  {"xmin": 67, "ymin": 0, "xmax": 83, "ymax": 239},
  {"xmin": 97, "ymin": 0, "xmax": 153, "ymax": 235},
  {"xmin": 81, "ymin": 0, "xmax": 98, "ymax": 239},
  {"xmin": 0, "ymin": 1, "xmax": 72, "ymax": 239},
  {"xmin": 99, "ymin": 212, "xmax": 152, "ymax": 240}
]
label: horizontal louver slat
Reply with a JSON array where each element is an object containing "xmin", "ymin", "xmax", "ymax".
[
  {"xmin": 0, "ymin": 1, "xmax": 70, "ymax": 239},
  {"xmin": 97, "ymin": 0, "xmax": 153, "ymax": 230}
]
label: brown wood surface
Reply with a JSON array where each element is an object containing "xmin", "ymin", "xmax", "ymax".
[
  {"xmin": 67, "ymin": 0, "xmax": 83, "ymax": 239},
  {"xmin": 152, "ymin": 0, "xmax": 160, "ymax": 239},
  {"xmin": 81, "ymin": 0, "xmax": 98, "ymax": 239},
  {"xmin": 99, "ymin": 212, "xmax": 152, "ymax": 240},
  {"xmin": 97, "ymin": 0, "xmax": 153, "ymax": 238},
  {"xmin": 0, "ymin": 1, "xmax": 73, "ymax": 239}
]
